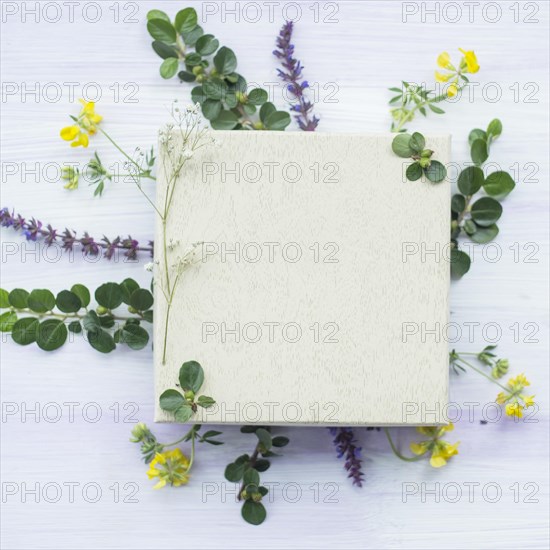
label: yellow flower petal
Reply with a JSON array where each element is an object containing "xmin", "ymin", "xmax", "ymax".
[
  {"xmin": 523, "ymin": 395, "xmax": 535, "ymax": 408},
  {"xmin": 430, "ymin": 454, "xmax": 447, "ymax": 468},
  {"xmin": 435, "ymin": 71, "xmax": 452, "ymax": 82},
  {"xmin": 153, "ymin": 479, "xmax": 167, "ymax": 489},
  {"xmin": 505, "ymin": 402, "xmax": 523, "ymax": 418},
  {"xmin": 447, "ymin": 83, "xmax": 458, "ymax": 98},
  {"xmin": 410, "ymin": 442, "xmax": 429, "ymax": 455},
  {"xmin": 60, "ymin": 125, "xmax": 79, "ymax": 141},
  {"xmin": 459, "ymin": 49, "xmax": 479, "ymax": 73},
  {"xmin": 437, "ymin": 52, "xmax": 451, "ymax": 69}
]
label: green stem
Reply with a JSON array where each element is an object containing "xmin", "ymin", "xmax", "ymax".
[
  {"xmin": 384, "ymin": 428, "xmax": 426, "ymax": 462},
  {"xmin": 163, "ymin": 425, "xmax": 198, "ymax": 448},
  {"xmin": 454, "ymin": 356, "xmax": 509, "ymax": 391},
  {"xmin": 6, "ymin": 308, "xmax": 144, "ymax": 323}
]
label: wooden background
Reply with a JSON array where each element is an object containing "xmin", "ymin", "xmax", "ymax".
[{"xmin": 1, "ymin": 1, "xmax": 548, "ymax": 548}]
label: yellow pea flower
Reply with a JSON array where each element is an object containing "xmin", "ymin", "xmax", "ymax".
[
  {"xmin": 435, "ymin": 71, "xmax": 452, "ymax": 83},
  {"xmin": 410, "ymin": 424, "xmax": 459, "ymax": 468},
  {"xmin": 60, "ymin": 99, "xmax": 102, "ymax": 148},
  {"xmin": 435, "ymin": 48, "xmax": 480, "ymax": 99},
  {"xmin": 146, "ymin": 448, "xmax": 190, "ymax": 489},
  {"xmin": 437, "ymin": 52, "xmax": 452, "ymax": 69},
  {"xmin": 496, "ymin": 373, "xmax": 536, "ymax": 419},
  {"xmin": 459, "ymin": 48, "xmax": 480, "ymax": 73},
  {"xmin": 447, "ymin": 83, "xmax": 458, "ymax": 98}
]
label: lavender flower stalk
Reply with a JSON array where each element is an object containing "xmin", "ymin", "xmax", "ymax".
[
  {"xmin": 0, "ymin": 208, "xmax": 153, "ymax": 260},
  {"xmin": 329, "ymin": 427, "xmax": 364, "ymax": 487},
  {"xmin": 273, "ymin": 21, "xmax": 319, "ymax": 131}
]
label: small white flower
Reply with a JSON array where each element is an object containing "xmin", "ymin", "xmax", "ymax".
[{"xmin": 144, "ymin": 262, "xmax": 155, "ymax": 272}]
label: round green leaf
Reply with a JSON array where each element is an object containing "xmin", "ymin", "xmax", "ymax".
[
  {"xmin": 71, "ymin": 284, "xmax": 90, "ymax": 308},
  {"xmin": 247, "ymin": 88, "xmax": 268, "ymax": 106},
  {"xmin": 99, "ymin": 315, "xmax": 115, "ymax": 329},
  {"xmin": 11, "ymin": 317, "xmax": 39, "ymax": 345},
  {"xmin": 255, "ymin": 428, "xmax": 272, "ymax": 450},
  {"xmin": 182, "ymin": 25, "xmax": 203, "ymax": 46},
  {"xmin": 8, "ymin": 289, "xmax": 29, "ymax": 309},
  {"xmin": 468, "ymin": 128, "xmax": 486, "ymax": 146},
  {"xmin": 409, "ymin": 132, "xmax": 425, "ymax": 153},
  {"xmin": 211, "ymin": 110, "xmax": 239, "ymax": 130},
  {"xmin": 259, "ymin": 102, "xmax": 276, "ymax": 123},
  {"xmin": 147, "ymin": 9, "xmax": 170, "ymax": 22},
  {"xmin": 147, "ymin": 19, "xmax": 177, "ymax": 44},
  {"xmin": 88, "ymin": 328, "xmax": 116, "ymax": 353},
  {"xmin": 184, "ymin": 52, "xmax": 202, "ymax": 67},
  {"xmin": 119, "ymin": 323, "xmax": 149, "ymax": 350},
  {"xmin": 56, "ymin": 290, "xmax": 82, "ymax": 313},
  {"xmin": 486, "ymin": 119, "xmax": 502, "ymax": 140},
  {"xmin": 159, "ymin": 389, "xmax": 186, "ymax": 412},
  {"xmin": 179, "ymin": 71, "xmax": 196, "ymax": 82},
  {"xmin": 36, "ymin": 319, "xmax": 67, "ymax": 351},
  {"xmin": 160, "ymin": 58, "xmax": 179, "ymax": 79},
  {"xmin": 424, "ymin": 160, "xmax": 447, "ymax": 183},
  {"xmin": 197, "ymin": 395, "xmax": 216, "ymax": 408},
  {"xmin": 179, "ymin": 360, "xmax": 204, "ymax": 393},
  {"xmin": 242, "ymin": 103, "xmax": 256, "ymax": 116},
  {"xmin": 224, "ymin": 462, "xmax": 245, "ymax": 482},
  {"xmin": 471, "ymin": 139, "xmax": 488, "ymax": 166},
  {"xmin": 152, "ymin": 40, "xmax": 178, "ymax": 60},
  {"xmin": 68, "ymin": 321, "xmax": 82, "ymax": 334},
  {"xmin": 469, "ymin": 223, "xmax": 499, "ymax": 244},
  {"xmin": 28, "ymin": 289, "xmax": 55, "ymax": 313},
  {"xmin": 120, "ymin": 278, "xmax": 140, "ymax": 305},
  {"xmin": 242, "ymin": 501, "xmax": 266, "ymax": 525},
  {"xmin": 203, "ymin": 78, "xmax": 227, "ymax": 100},
  {"xmin": 450, "ymin": 249, "xmax": 471, "ymax": 278},
  {"xmin": 272, "ymin": 436, "xmax": 289, "ymax": 447},
  {"xmin": 391, "ymin": 133, "xmax": 413, "ymax": 158},
  {"xmin": 175, "ymin": 7, "xmax": 198, "ymax": 34},
  {"xmin": 265, "ymin": 111, "xmax": 291, "ymax": 131},
  {"xmin": 451, "ymin": 194, "xmax": 466, "ymax": 214},
  {"xmin": 457, "ymin": 166, "xmax": 484, "ymax": 195},
  {"xmin": 483, "ymin": 171, "xmax": 515, "ymax": 200},
  {"xmin": 0, "ymin": 311, "xmax": 17, "ymax": 332},
  {"xmin": 0, "ymin": 289, "xmax": 9, "ymax": 308},
  {"xmin": 82, "ymin": 311, "xmax": 101, "ymax": 333},
  {"xmin": 470, "ymin": 197, "xmax": 503, "ymax": 227},
  {"xmin": 142, "ymin": 310, "xmax": 154, "ymax": 323},
  {"xmin": 213, "ymin": 46, "xmax": 237, "ymax": 75},
  {"xmin": 196, "ymin": 34, "xmax": 219, "ymax": 56},
  {"xmin": 243, "ymin": 468, "xmax": 260, "ymax": 486},
  {"xmin": 129, "ymin": 289, "xmax": 154, "ymax": 311},
  {"xmin": 463, "ymin": 219, "xmax": 477, "ymax": 235},
  {"xmin": 191, "ymin": 85, "xmax": 207, "ymax": 104},
  {"xmin": 253, "ymin": 459, "xmax": 270, "ymax": 472},
  {"xmin": 406, "ymin": 162, "xmax": 422, "ymax": 181},
  {"xmin": 95, "ymin": 283, "xmax": 123, "ymax": 309},
  {"xmin": 174, "ymin": 404, "xmax": 194, "ymax": 423},
  {"xmin": 202, "ymin": 99, "xmax": 222, "ymax": 120}
]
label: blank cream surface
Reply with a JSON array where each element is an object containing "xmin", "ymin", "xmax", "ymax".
[{"xmin": 154, "ymin": 132, "xmax": 450, "ymax": 425}]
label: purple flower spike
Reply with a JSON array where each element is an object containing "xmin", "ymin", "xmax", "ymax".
[{"xmin": 329, "ymin": 427, "xmax": 365, "ymax": 487}]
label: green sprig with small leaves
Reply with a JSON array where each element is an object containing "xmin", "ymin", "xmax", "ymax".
[
  {"xmin": 0, "ymin": 279, "xmax": 152, "ymax": 353},
  {"xmin": 146, "ymin": 7, "xmax": 290, "ymax": 131},
  {"xmin": 224, "ymin": 426, "xmax": 289, "ymax": 525},
  {"xmin": 392, "ymin": 131, "xmax": 447, "ymax": 183}
]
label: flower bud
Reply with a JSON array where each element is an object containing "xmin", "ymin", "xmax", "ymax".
[
  {"xmin": 192, "ymin": 66, "xmax": 202, "ymax": 76},
  {"xmin": 96, "ymin": 305, "xmax": 108, "ymax": 315},
  {"xmin": 184, "ymin": 390, "xmax": 195, "ymax": 401},
  {"xmin": 128, "ymin": 306, "xmax": 138, "ymax": 314},
  {"xmin": 419, "ymin": 157, "xmax": 431, "ymax": 169}
]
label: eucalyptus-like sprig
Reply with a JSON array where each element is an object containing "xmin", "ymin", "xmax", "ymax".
[
  {"xmin": 225, "ymin": 426, "xmax": 289, "ymax": 525},
  {"xmin": 147, "ymin": 7, "xmax": 290, "ymax": 131},
  {"xmin": 0, "ymin": 280, "xmax": 152, "ymax": 353}
]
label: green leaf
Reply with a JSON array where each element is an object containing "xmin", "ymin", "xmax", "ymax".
[
  {"xmin": 28, "ymin": 289, "xmax": 55, "ymax": 313},
  {"xmin": 255, "ymin": 428, "xmax": 272, "ymax": 450},
  {"xmin": 483, "ymin": 171, "xmax": 515, "ymax": 200},
  {"xmin": 160, "ymin": 58, "xmax": 179, "ymax": 79},
  {"xmin": 36, "ymin": 319, "xmax": 67, "ymax": 351},
  {"xmin": 175, "ymin": 7, "xmax": 198, "ymax": 34},
  {"xmin": 11, "ymin": 317, "xmax": 38, "ymax": 344},
  {"xmin": 197, "ymin": 395, "xmax": 216, "ymax": 408},
  {"xmin": 147, "ymin": 9, "xmax": 170, "ymax": 22},
  {"xmin": 470, "ymin": 197, "xmax": 503, "ymax": 227},
  {"xmin": 265, "ymin": 111, "xmax": 291, "ymax": 131},
  {"xmin": 424, "ymin": 160, "xmax": 447, "ymax": 183},
  {"xmin": 0, "ymin": 289, "xmax": 9, "ymax": 308},
  {"xmin": 82, "ymin": 311, "xmax": 101, "ymax": 332},
  {"xmin": 409, "ymin": 132, "xmax": 425, "ymax": 153},
  {"xmin": 463, "ymin": 219, "xmax": 477, "ymax": 235},
  {"xmin": 203, "ymin": 78, "xmax": 227, "ymax": 100},
  {"xmin": 68, "ymin": 320, "xmax": 82, "ymax": 334},
  {"xmin": 147, "ymin": 19, "xmax": 177, "ymax": 44},
  {"xmin": 8, "ymin": 289, "xmax": 29, "ymax": 309},
  {"xmin": 211, "ymin": 110, "xmax": 239, "ymax": 130},
  {"xmin": 129, "ymin": 289, "xmax": 154, "ymax": 311},
  {"xmin": 214, "ymin": 46, "xmax": 237, "ymax": 75},
  {"xmin": 468, "ymin": 128, "xmax": 487, "ymax": 146},
  {"xmin": 457, "ymin": 166, "xmax": 484, "ymax": 195},
  {"xmin": 471, "ymin": 138, "xmax": 488, "ymax": 166},
  {"xmin": 428, "ymin": 104, "xmax": 445, "ymax": 114},
  {"xmin": 95, "ymin": 283, "xmax": 123, "ymax": 309},
  {"xmin": 174, "ymin": 404, "xmax": 194, "ymax": 423},
  {"xmin": 391, "ymin": 133, "xmax": 413, "ymax": 158},
  {"xmin": 243, "ymin": 468, "xmax": 260, "ymax": 486},
  {"xmin": 0, "ymin": 311, "xmax": 17, "ymax": 332},
  {"xmin": 259, "ymin": 102, "xmax": 276, "ymax": 123},
  {"xmin": 224, "ymin": 462, "xmax": 245, "ymax": 482},
  {"xmin": 253, "ymin": 459, "xmax": 270, "ymax": 472},
  {"xmin": 159, "ymin": 389, "xmax": 186, "ymax": 412},
  {"xmin": 152, "ymin": 40, "xmax": 178, "ymax": 60},
  {"xmin": 182, "ymin": 25, "xmax": 203, "ymax": 46},
  {"xmin": 406, "ymin": 162, "xmax": 422, "ymax": 181},
  {"xmin": 142, "ymin": 310, "xmax": 154, "ymax": 323},
  {"xmin": 88, "ymin": 328, "xmax": 116, "ymax": 353},
  {"xmin": 486, "ymin": 119, "xmax": 502, "ymax": 141},
  {"xmin": 247, "ymin": 88, "xmax": 268, "ymax": 106},
  {"xmin": 119, "ymin": 323, "xmax": 149, "ymax": 350},
  {"xmin": 184, "ymin": 53, "xmax": 202, "ymax": 67},
  {"xmin": 120, "ymin": 279, "xmax": 139, "ymax": 305},
  {"xmin": 272, "ymin": 436, "xmax": 289, "ymax": 447},
  {"xmin": 242, "ymin": 103, "xmax": 256, "ymax": 116},
  {"xmin": 196, "ymin": 34, "xmax": 219, "ymax": 56},
  {"xmin": 56, "ymin": 290, "xmax": 81, "ymax": 313},
  {"xmin": 179, "ymin": 360, "xmax": 204, "ymax": 392},
  {"xmin": 191, "ymin": 85, "xmax": 207, "ymax": 104},
  {"xmin": 202, "ymin": 99, "xmax": 222, "ymax": 120},
  {"xmin": 450, "ymin": 249, "xmax": 471, "ymax": 278},
  {"xmin": 179, "ymin": 71, "xmax": 196, "ymax": 82},
  {"xmin": 242, "ymin": 501, "xmax": 266, "ymax": 525},
  {"xmin": 451, "ymin": 194, "xmax": 466, "ymax": 214},
  {"xmin": 70, "ymin": 284, "xmax": 90, "ymax": 308},
  {"xmin": 469, "ymin": 223, "xmax": 499, "ymax": 244}
]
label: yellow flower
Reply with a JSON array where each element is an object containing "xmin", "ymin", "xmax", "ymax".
[
  {"xmin": 447, "ymin": 83, "xmax": 458, "ymax": 98},
  {"xmin": 496, "ymin": 373, "xmax": 536, "ymax": 418},
  {"xmin": 505, "ymin": 402, "xmax": 523, "ymax": 418},
  {"xmin": 435, "ymin": 71, "xmax": 452, "ymax": 83},
  {"xmin": 410, "ymin": 424, "xmax": 459, "ymax": 468},
  {"xmin": 60, "ymin": 99, "xmax": 102, "ymax": 148},
  {"xmin": 459, "ymin": 48, "xmax": 480, "ymax": 73},
  {"xmin": 437, "ymin": 52, "xmax": 452, "ymax": 69},
  {"xmin": 147, "ymin": 448, "xmax": 190, "ymax": 489}
]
